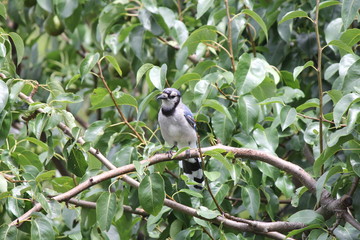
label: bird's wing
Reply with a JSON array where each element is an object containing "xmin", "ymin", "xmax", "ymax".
[{"xmin": 183, "ymin": 104, "xmax": 196, "ymax": 130}]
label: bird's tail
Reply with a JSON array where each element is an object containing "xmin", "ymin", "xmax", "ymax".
[{"xmin": 181, "ymin": 158, "xmax": 204, "ymax": 190}]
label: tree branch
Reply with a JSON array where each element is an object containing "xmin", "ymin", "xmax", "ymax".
[
  {"xmin": 224, "ymin": 0, "xmax": 236, "ymax": 71},
  {"xmin": 96, "ymin": 61, "xmax": 146, "ymax": 145}
]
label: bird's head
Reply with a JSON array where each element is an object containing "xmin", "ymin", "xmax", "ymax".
[{"xmin": 157, "ymin": 88, "xmax": 181, "ymax": 109}]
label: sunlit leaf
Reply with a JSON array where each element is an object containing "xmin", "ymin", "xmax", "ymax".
[{"xmin": 278, "ymin": 10, "xmax": 308, "ymax": 24}]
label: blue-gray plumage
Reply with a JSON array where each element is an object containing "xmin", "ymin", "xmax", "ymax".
[{"xmin": 157, "ymin": 88, "xmax": 204, "ymax": 189}]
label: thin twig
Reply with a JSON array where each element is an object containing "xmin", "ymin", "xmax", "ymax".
[
  {"xmin": 214, "ymin": 83, "xmax": 237, "ymax": 103},
  {"xmin": 96, "ymin": 62, "xmax": 146, "ymax": 145},
  {"xmin": 176, "ymin": 0, "xmax": 183, "ymax": 21},
  {"xmin": 202, "ymin": 226, "xmax": 215, "ymax": 240},
  {"xmin": 224, "ymin": 0, "xmax": 236, "ymax": 71},
  {"xmin": 297, "ymin": 113, "xmax": 346, "ymax": 127},
  {"xmin": 226, "ymin": 196, "xmax": 292, "ymax": 204},
  {"xmin": 157, "ymin": 36, "xmax": 198, "ymax": 64},
  {"xmin": 347, "ymin": 176, "xmax": 359, "ymax": 197},
  {"xmin": 197, "ymin": 133, "xmax": 225, "ymax": 215},
  {"xmin": 314, "ymin": 0, "xmax": 324, "ymax": 156}
]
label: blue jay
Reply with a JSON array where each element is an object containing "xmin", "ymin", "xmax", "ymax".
[{"xmin": 157, "ymin": 88, "xmax": 204, "ymax": 189}]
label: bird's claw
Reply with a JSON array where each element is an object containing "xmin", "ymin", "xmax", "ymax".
[
  {"xmin": 166, "ymin": 150, "xmax": 173, "ymax": 158},
  {"xmin": 185, "ymin": 149, "xmax": 191, "ymax": 159}
]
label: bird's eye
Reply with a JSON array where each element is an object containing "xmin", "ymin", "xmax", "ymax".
[{"xmin": 169, "ymin": 95, "xmax": 176, "ymax": 99}]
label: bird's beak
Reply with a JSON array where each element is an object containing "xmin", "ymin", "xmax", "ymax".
[{"xmin": 157, "ymin": 93, "xmax": 167, "ymax": 100}]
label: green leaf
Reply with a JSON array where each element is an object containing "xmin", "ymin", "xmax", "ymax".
[
  {"xmin": 35, "ymin": 170, "xmax": 56, "ymax": 183},
  {"xmin": 90, "ymin": 88, "xmax": 138, "ymax": 110},
  {"xmin": 0, "ymin": 174, "xmax": 7, "ymax": 193},
  {"xmin": 288, "ymin": 210, "xmax": 324, "ymax": 225},
  {"xmin": 293, "ymin": 60, "xmax": 314, "ymax": 80},
  {"xmin": 149, "ymin": 64, "xmax": 167, "ymax": 90},
  {"xmin": 31, "ymin": 216, "xmax": 55, "ymax": 240},
  {"xmin": 37, "ymin": 0, "xmax": 53, "ymax": 12},
  {"xmin": 256, "ymin": 161, "xmax": 280, "ymax": 180},
  {"xmin": 68, "ymin": 147, "xmax": 88, "ymax": 177},
  {"xmin": 51, "ymin": 176, "xmax": 75, "ymax": 193},
  {"xmin": 315, "ymin": 166, "xmax": 342, "ymax": 203},
  {"xmin": 138, "ymin": 90, "xmax": 161, "ymax": 120},
  {"xmin": 350, "ymin": 154, "xmax": 360, "ymax": 177},
  {"xmin": 177, "ymin": 189, "xmax": 203, "ymax": 198},
  {"xmin": 97, "ymin": 192, "xmax": 117, "ymax": 231},
  {"xmin": 80, "ymin": 53, "xmax": 100, "ymax": 78},
  {"xmin": 318, "ymin": 0, "xmax": 341, "ymax": 11},
  {"xmin": 105, "ymin": 55, "xmax": 122, "ymax": 76},
  {"xmin": 139, "ymin": 173, "xmax": 165, "ymax": 216},
  {"xmin": 0, "ymin": 80, "xmax": 9, "ymax": 113},
  {"xmin": 0, "ymin": 3, "xmax": 6, "ymax": 19},
  {"xmin": 328, "ymin": 40, "xmax": 354, "ymax": 54},
  {"xmin": 235, "ymin": 54, "xmax": 267, "ymax": 95},
  {"xmin": 0, "ymin": 225, "xmax": 18, "ymax": 240},
  {"xmin": 193, "ymin": 60, "xmax": 216, "ymax": 76},
  {"xmin": 65, "ymin": 74, "xmax": 80, "ymax": 89},
  {"xmin": 241, "ymin": 9, "xmax": 268, "ymax": 41},
  {"xmin": 143, "ymin": 0, "xmax": 157, "ymax": 13},
  {"xmin": 98, "ymin": 3, "xmax": 125, "ymax": 48},
  {"xmin": 287, "ymin": 224, "xmax": 322, "ymax": 238},
  {"xmin": 12, "ymin": 150, "xmax": 43, "ymax": 171},
  {"xmin": 346, "ymin": 103, "xmax": 360, "ymax": 133},
  {"xmin": 253, "ymin": 128, "xmax": 279, "ymax": 154},
  {"xmin": 340, "ymin": 29, "xmax": 360, "ymax": 47},
  {"xmin": 212, "ymin": 110, "xmax": 235, "ymax": 145},
  {"xmin": 341, "ymin": 0, "xmax": 360, "ymax": 29},
  {"xmin": 56, "ymin": 0, "xmax": 78, "ymax": 18},
  {"xmin": 343, "ymin": 59, "xmax": 360, "ymax": 93},
  {"xmin": 0, "ymin": 42, "xmax": 6, "ymax": 58},
  {"xmin": 205, "ymin": 183, "xmax": 230, "ymax": 210},
  {"xmin": 241, "ymin": 185, "xmax": 260, "ymax": 219},
  {"xmin": 280, "ymin": 106, "xmax": 297, "ymax": 130},
  {"xmin": 136, "ymin": 63, "xmax": 154, "ymax": 85},
  {"xmin": 295, "ymin": 99, "xmax": 319, "ymax": 112},
  {"xmin": 204, "ymin": 171, "xmax": 221, "ymax": 181},
  {"xmin": 278, "ymin": 10, "xmax": 308, "ymax": 24},
  {"xmin": 313, "ymin": 135, "xmax": 353, "ymax": 176},
  {"xmin": 9, "ymin": 32, "xmax": 24, "ymax": 65},
  {"xmin": 237, "ymin": 95, "xmax": 259, "ymax": 133},
  {"xmin": 51, "ymin": 93, "xmax": 83, "ymax": 104},
  {"xmin": 171, "ymin": 73, "xmax": 201, "ymax": 89},
  {"xmin": 275, "ymin": 175, "xmax": 294, "ymax": 198},
  {"xmin": 183, "ymin": 25, "xmax": 217, "ymax": 55},
  {"xmin": 197, "ymin": 206, "xmax": 220, "ymax": 219},
  {"xmin": 333, "ymin": 93, "xmax": 360, "ymax": 127},
  {"xmin": 84, "ymin": 120, "xmax": 109, "ymax": 144},
  {"xmin": 203, "ymin": 99, "xmax": 233, "ymax": 122},
  {"xmin": 196, "ymin": 0, "xmax": 214, "ymax": 19}
]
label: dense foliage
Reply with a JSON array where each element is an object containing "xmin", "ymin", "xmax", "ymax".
[{"xmin": 0, "ymin": 0, "xmax": 360, "ymax": 239}]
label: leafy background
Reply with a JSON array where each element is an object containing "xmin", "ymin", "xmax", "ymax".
[{"xmin": 0, "ymin": 0, "xmax": 360, "ymax": 239}]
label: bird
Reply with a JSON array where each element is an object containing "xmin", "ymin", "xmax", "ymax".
[{"xmin": 157, "ymin": 88, "xmax": 204, "ymax": 190}]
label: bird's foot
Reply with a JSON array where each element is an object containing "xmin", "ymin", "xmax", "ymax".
[
  {"xmin": 185, "ymin": 149, "xmax": 191, "ymax": 159},
  {"xmin": 166, "ymin": 150, "xmax": 173, "ymax": 158}
]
